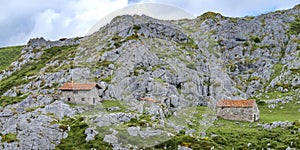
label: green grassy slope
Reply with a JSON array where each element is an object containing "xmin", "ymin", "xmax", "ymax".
[
  {"xmin": 0, "ymin": 45, "xmax": 23, "ymax": 71},
  {"xmin": 259, "ymin": 100, "xmax": 300, "ymax": 122},
  {"xmin": 154, "ymin": 102, "xmax": 300, "ymax": 149},
  {"xmin": 0, "ymin": 45, "xmax": 78, "ymax": 107},
  {"xmin": 55, "ymin": 100, "xmax": 300, "ymax": 149}
]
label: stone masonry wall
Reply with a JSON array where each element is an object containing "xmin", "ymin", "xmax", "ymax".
[
  {"xmin": 61, "ymin": 87, "xmax": 101, "ymax": 105},
  {"xmin": 252, "ymin": 103, "xmax": 260, "ymax": 121},
  {"xmin": 217, "ymin": 107, "xmax": 254, "ymax": 122}
]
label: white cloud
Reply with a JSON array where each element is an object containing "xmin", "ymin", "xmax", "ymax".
[
  {"xmin": 0, "ymin": 0, "xmax": 127, "ymax": 47},
  {"xmin": 1, "ymin": 0, "xmax": 299, "ymax": 47},
  {"xmin": 30, "ymin": 9, "xmax": 62, "ymax": 37},
  {"xmin": 73, "ymin": 0, "xmax": 128, "ymax": 35},
  {"xmin": 133, "ymin": 0, "xmax": 300, "ymax": 17},
  {"xmin": 7, "ymin": 32, "xmax": 28, "ymax": 47}
]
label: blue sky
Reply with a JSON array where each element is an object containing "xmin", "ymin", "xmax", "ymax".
[{"xmin": 0, "ymin": 0, "xmax": 299, "ymax": 47}]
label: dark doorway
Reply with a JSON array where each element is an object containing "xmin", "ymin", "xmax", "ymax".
[
  {"xmin": 67, "ymin": 98, "xmax": 71, "ymax": 101},
  {"xmin": 93, "ymin": 98, "xmax": 96, "ymax": 104}
]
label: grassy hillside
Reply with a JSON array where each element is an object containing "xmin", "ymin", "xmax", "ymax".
[
  {"xmin": 259, "ymin": 100, "xmax": 300, "ymax": 122},
  {"xmin": 55, "ymin": 100, "xmax": 300, "ymax": 149},
  {"xmin": 154, "ymin": 101, "xmax": 299, "ymax": 149},
  {"xmin": 0, "ymin": 45, "xmax": 78, "ymax": 107},
  {"xmin": 0, "ymin": 45, "xmax": 24, "ymax": 71}
]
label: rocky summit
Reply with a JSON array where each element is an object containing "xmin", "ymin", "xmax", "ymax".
[{"xmin": 0, "ymin": 4, "xmax": 300, "ymax": 150}]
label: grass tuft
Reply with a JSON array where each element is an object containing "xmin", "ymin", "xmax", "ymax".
[{"xmin": 0, "ymin": 45, "xmax": 23, "ymax": 71}]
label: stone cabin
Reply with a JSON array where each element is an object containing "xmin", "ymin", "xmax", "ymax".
[
  {"xmin": 216, "ymin": 100, "xmax": 260, "ymax": 122},
  {"xmin": 59, "ymin": 83, "xmax": 101, "ymax": 105}
]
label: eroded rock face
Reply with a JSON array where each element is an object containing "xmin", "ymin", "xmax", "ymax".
[
  {"xmin": 0, "ymin": 100, "xmax": 80, "ymax": 150},
  {"xmin": 85, "ymin": 128, "xmax": 99, "ymax": 142},
  {"xmin": 195, "ymin": 7, "xmax": 300, "ymax": 97},
  {"xmin": 127, "ymin": 126, "xmax": 162, "ymax": 138},
  {"xmin": 260, "ymin": 121, "xmax": 293, "ymax": 130},
  {"xmin": 27, "ymin": 37, "xmax": 80, "ymax": 50},
  {"xmin": 103, "ymin": 129, "xmax": 119, "ymax": 148},
  {"xmin": 91, "ymin": 113, "xmax": 137, "ymax": 127}
]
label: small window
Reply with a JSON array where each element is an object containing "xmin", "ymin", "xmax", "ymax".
[
  {"xmin": 81, "ymin": 98, "xmax": 85, "ymax": 101},
  {"xmin": 73, "ymin": 91, "xmax": 78, "ymax": 94},
  {"xmin": 67, "ymin": 98, "xmax": 71, "ymax": 101}
]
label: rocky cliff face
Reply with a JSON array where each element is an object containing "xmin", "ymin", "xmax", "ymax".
[{"xmin": 0, "ymin": 4, "xmax": 299, "ymax": 149}]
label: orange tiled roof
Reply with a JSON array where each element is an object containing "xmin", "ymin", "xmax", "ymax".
[
  {"xmin": 217, "ymin": 100, "xmax": 256, "ymax": 108},
  {"xmin": 139, "ymin": 97, "xmax": 161, "ymax": 103},
  {"xmin": 59, "ymin": 83, "xmax": 99, "ymax": 91}
]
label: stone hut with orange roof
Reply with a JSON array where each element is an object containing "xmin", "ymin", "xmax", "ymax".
[
  {"xmin": 59, "ymin": 83, "xmax": 101, "ymax": 105},
  {"xmin": 216, "ymin": 100, "xmax": 259, "ymax": 122}
]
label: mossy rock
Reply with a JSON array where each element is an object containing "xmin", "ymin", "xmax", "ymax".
[
  {"xmin": 289, "ymin": 18, "xmax": 300, "ymax": 35},
  {"xmin": 1, "ymin": 133, "xmax": 17, "ymax": 143}
]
